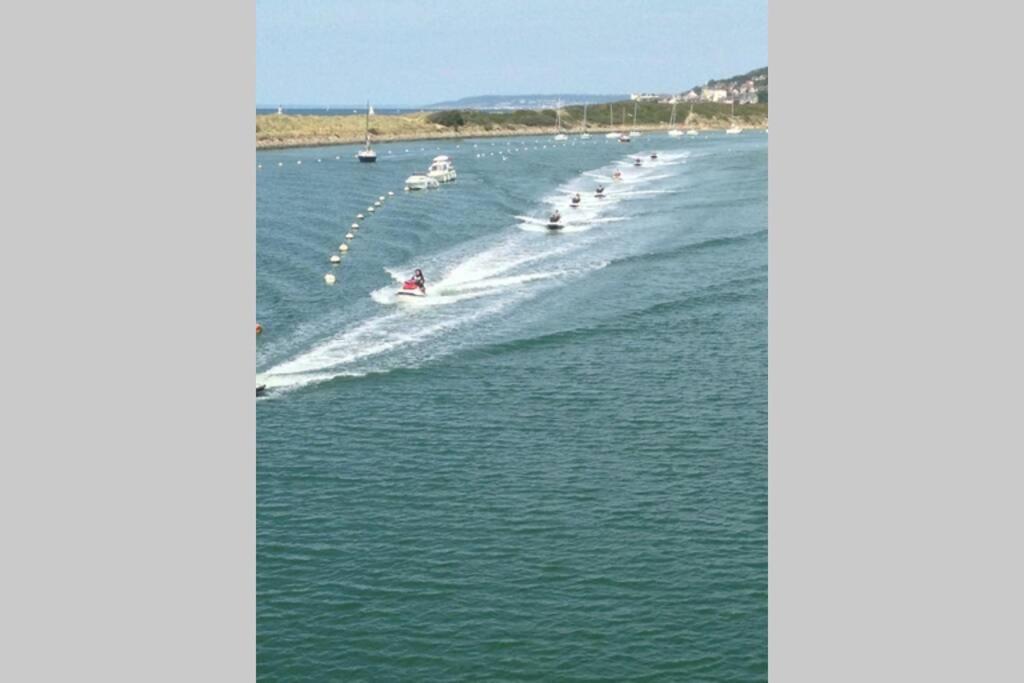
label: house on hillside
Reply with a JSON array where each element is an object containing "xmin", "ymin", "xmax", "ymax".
[
  {"xmin": 630, "ymin": 93, "xmax": 661, "ymax": 102},
  {"xmin": 702, "ymin": 88, "xmax": 729, "ymax": 103}
]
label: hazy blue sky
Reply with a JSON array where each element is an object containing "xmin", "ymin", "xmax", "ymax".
[{"xmin": 257, "ymin": 0, "xmax": 767, "ymax": 106}]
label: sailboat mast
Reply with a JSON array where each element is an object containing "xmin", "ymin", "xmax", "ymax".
[
  {"xmin": 582, "ymin": 102, "xmax": 587, "ymax": 131},
  {"xmin": 364, "ymin": 101, "xmax": 370, "ymax": 147}
]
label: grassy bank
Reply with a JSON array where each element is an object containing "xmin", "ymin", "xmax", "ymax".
[{"xmin": 256, "ymin": 100, "xmax": 768, "ymax": 149}]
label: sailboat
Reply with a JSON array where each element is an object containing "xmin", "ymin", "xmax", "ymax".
[
  {"xmin": 686, "ymin": 102, "xmax": 699, "ymax": 136},
  {"xmin": 553, "ymin": 100, "xmax": 568, "ymax": 141},
  {"xmin": 579, "ymin": 103, "xmax": 591, "ymax": 139},
  {"xmin": 629, "ymin": 100, "xmax": 642, "ymax": 137},
  {"xmin": 618, "ymin": 106, "xmax": 631, "ymax": 142},
  {"xmin": 725, "ymin": 99, "xmax": 742, "ymax": 134},
  {"xmin": 356, "ymin": 102, "xmax": 378, "ymax": 161},
  {"xmin": 605, "ymin": 103, "xmax": 620, "ymax": 138},
  {"xmin": 667, "ymin": 99, "xmax": 683, "ymax": 137}
]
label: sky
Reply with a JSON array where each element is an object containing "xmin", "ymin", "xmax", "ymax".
[{"xmin": 256, "ymin": 0, "xmax": 767, "ymax": 107}]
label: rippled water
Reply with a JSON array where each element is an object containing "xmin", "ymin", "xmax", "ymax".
[{"xmin": 257, "ymin": 131, "xmax": 767, "ymax": 680}]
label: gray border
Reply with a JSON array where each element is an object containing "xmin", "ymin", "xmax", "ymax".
[
  {"xmin": 771, "ymin": 1, "xmax": 1022, "ymax": 680},
  {"xmin": 2, "ymin": 1, "xmax": 254, "ymax": 680}
]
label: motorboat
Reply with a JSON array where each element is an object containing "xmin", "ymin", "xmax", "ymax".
[
  {"xmin": 668, "ymin": 129, "xmax": 684, "ymax": 137},
  {"xmin": 686, "ymin": 129, "xmax": 699, "ymax": 136},
  {"xmin": 605, "ymin": 132, "xmax": 621, "ymax": 139},
  {"xmin": 547, "ymin": 211, "xmax": 563, "ymax": 230},
  {"xmin": 570, "ymin": 193, "xmax": 582, "ymax": 208},
  {"xmin": 405, "ymin": 174, "xmax": 439, "ymax": 191},
  {"xmin": 396, "ymin": 279, "xmax": 427, "ymax": 299},
  {"xmin": 726, "ymin": 126, "xmax": 742, "ymax": 135},
  {"xmin": 426, "ymin": 155, "xmax": 457, "ymax": 183},
  {"xmin": 618, "ymin": 133, "xmax": 631, "ymax": 143},
  {"xmin": 356, "ymin": 102, "xmax": 377, "ymax": 162}
]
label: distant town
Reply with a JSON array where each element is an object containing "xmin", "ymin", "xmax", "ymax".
[{"xmin": 629, "ymin": 66, "xmax": 768, "ymax": 106}]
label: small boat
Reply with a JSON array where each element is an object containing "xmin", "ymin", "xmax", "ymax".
[
  {"xmin": 633, "ymin": 157, "xmax": 642, "ymax": 167},
  {"xmin": 579, "ymin": 103, "xmax": 591, "ymax": 139},
  {"xmin": 356, "ymin": 102, "xmax": 377, "ymax": 162},
  {"xmin": 667, "ymin": 99, "xmax": 683, "ymax": 136},
  {"xmin": 553, "ymin": 100, "xmax": 568, "ymax": 141},
  {"xmin": 426, "ymin": 155, "xmax": 457, "ymax": 183},
  {"xmin": 547, "ymin": 211, "xmax": 563, "ymax": 230},
  {"xmin": 405, "ymin": 174, "xmax": 439, "ymax": 191},
  {"xmin": 396, "ymin": 279, "xmax": 427, "ymax": 299},
  {"xmin": 605, "ymin": 104, "xmax": 619, "ymax": 138},
  {"xmin": 256, "ymin": 384, "xmax": 266, "ymax": 396},
  {"xmin": 595, "ymin": 185, "xmax": 606, "ymax": 198},
  {"xmin": 618, "ymin": 133, "xmax": 631, "ymax": 143},
  {"xmin": 686, "ymin": 129, "xmax": 699, "ymax": 136},
  {"xmin": 570, "ymin": 193, "xmax": 582, "ymax": 208},
  {"xmin": 649, "ymin": 152, "xmax": 658, "ymax": 160},
  {"xmin": 725, "ymin": 101, "xmax": 742, "ymax": 134}
]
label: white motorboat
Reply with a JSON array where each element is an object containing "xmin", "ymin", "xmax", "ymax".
[
  {"xmin": 686, "ymin": 129, "xmax": 699, "ymax": 136},
  {"xmin": 618, "ymin": 133, "xmax": 631, "ymax": 143},
  {"xmin": 404, "ymin": 174, "xmax": 439, "ymax": 191},
  {"xmin": 426, "ymin": 155, "xmax": 457, "ymax": 183},
  {"xmin": 356, "ymin": 102, "xmax": 377, "ymax": 162}
]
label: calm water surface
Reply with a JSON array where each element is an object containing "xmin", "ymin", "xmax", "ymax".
[{"xmin": 257, "ymin": 131, "xmax": 767, "ymax": 681}]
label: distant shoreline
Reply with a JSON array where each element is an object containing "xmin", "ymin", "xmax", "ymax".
[
  {"xmin": 257, "ymin": 123, "xmax": 768, "ymax": 151},
  {"xmin": 256, "ymin": 104, "xmax": 768, "ymax": 150}
]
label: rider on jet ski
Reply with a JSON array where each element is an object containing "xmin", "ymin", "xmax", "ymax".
[{"xmin": 411, "ymin": 268, "xmax": 426, "ymax": 293}]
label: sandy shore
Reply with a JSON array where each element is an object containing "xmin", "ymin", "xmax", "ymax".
[{"xmin": 256, "ymin": 122, "xmax": 770, "ymax": 150}]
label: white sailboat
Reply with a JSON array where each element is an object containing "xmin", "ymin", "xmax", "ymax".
[
  {"xmin": 667, "ymin": 99, "xmax": 683, "ymax": 137},
  {"xmin": 605, "ymin": 104, "xmax": 620, "ymax": 138},
  {"xmin": 356, "ymin": 102, "xmax": 378, "ymax": 161},
  {"xmin": 579, "ymin": 103, "xmax": 591, "ymax": 139},
  {"xmin": 725, "ymin": 100, "xmax": 742, "ymax": 134},
  {"xmin": 629, "ymin": 100, "xmax": 641, "ymax": 137},
  {"xmin": 618, "ymin": 106, "xmax": 631, "ymax": 142},
  {"xmin": 553, "ymin": 100, "xmax": 568, "ymax": 141}
]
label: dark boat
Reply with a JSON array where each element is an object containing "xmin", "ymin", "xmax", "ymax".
[{"xmin": 256, "ymin": 384, "xmax": 267, "ymax": 396}]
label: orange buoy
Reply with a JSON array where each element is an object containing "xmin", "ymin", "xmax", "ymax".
[{"xmin": 256, "ymin": 323, "xmax": 263, "ymax": 335}]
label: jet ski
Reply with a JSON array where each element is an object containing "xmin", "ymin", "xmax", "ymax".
[
  {"xmin": 650, "ymin": 152, "xmax": 658, "ymax": 160},
  {"xmin": 612, "ymin": 170, "xmax": 623, "ymax": 181},
  {"xmin": 396, "ymin": 279, "xmax": 427, "ymax": 298},
  {"xmin": 256, "ymin": 384, "xmax": 266, "ymax": 396},
  {"xmin": 547, "ymin": 211, "xmax": 563, "ymax": 230},
  {"xmin": 633, "ymin": 157, "xmax": 643, "ymax": 167},
  {"xmin": 595, "ymin": 186, "xmax": 605, "ymax": 198},
  {"xmin": 570, "ymin": 194, "xmax": 582, "ymax": 208}
]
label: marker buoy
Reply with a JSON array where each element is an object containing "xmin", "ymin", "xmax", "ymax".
[
  {"xmin": 387, "ymin": 191, "xmax": 394, "ymax": 196},
  {"xmin": 351, "ymin": 223, "xmax": 359, "ymax": 229},
  {"xmin": 378, "ymin": 196, "xmax": 385, "ymax": 201},
  {"xmin": 356, "ymin": 213, "xmax": 364, "ymax": 220},
  {"xmin": 345, "ymin": 232, "xmax": 354, "ymax": 240},
  {"xmin": 257, "ymin": 164, "xmax": 262, "ymax": 169},
  {"xmin": 373, "ymin": 201, "xmax": 381, "ymax": 207},
  {"xmin": 330, "ymin": 254, "xmax": 341, "ymax": 264},
  {"xmin": 296, "ymin": 160, "xmax": 302, "ymax": 165},
  {"xmin": 338, "ymin": 244, "xmax": 349, "ymax": 252},
  {"xmin": 324, "ymin": 273, "xmax": 336, "ymax": 284},
  {"xmin": 256, "ymin": 324, "xmax": 262, "ymax": 335},
  {"xmin": 277, "ymin": 162, "xmax": 283, "ymax": 166},
  {"xmin": 367, "ymin": 207, "xmax": 375, "ymax": 213}
]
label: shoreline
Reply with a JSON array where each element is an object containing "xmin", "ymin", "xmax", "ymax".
[{"xmin": 257, "ymin": 122, "xmax": 768, "ymax": 151}]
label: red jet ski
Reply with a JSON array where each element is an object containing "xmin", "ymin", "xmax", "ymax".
[{"xmin": 396, "ymin": 279, "xmax": 426, "ymax": 299}]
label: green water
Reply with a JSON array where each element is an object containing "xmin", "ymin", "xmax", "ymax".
[{"xmin": 257, "ymin": 132, "xmax": 767, "ymax": 680}]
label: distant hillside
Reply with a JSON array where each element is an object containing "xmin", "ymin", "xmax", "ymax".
[
  {"xmin": 424, "ymin": 94, "xmax": 629, "ymax": 111},
  {"xmin": 701, "ymin": 67, "xmax": 767, "ymax": 94}
]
